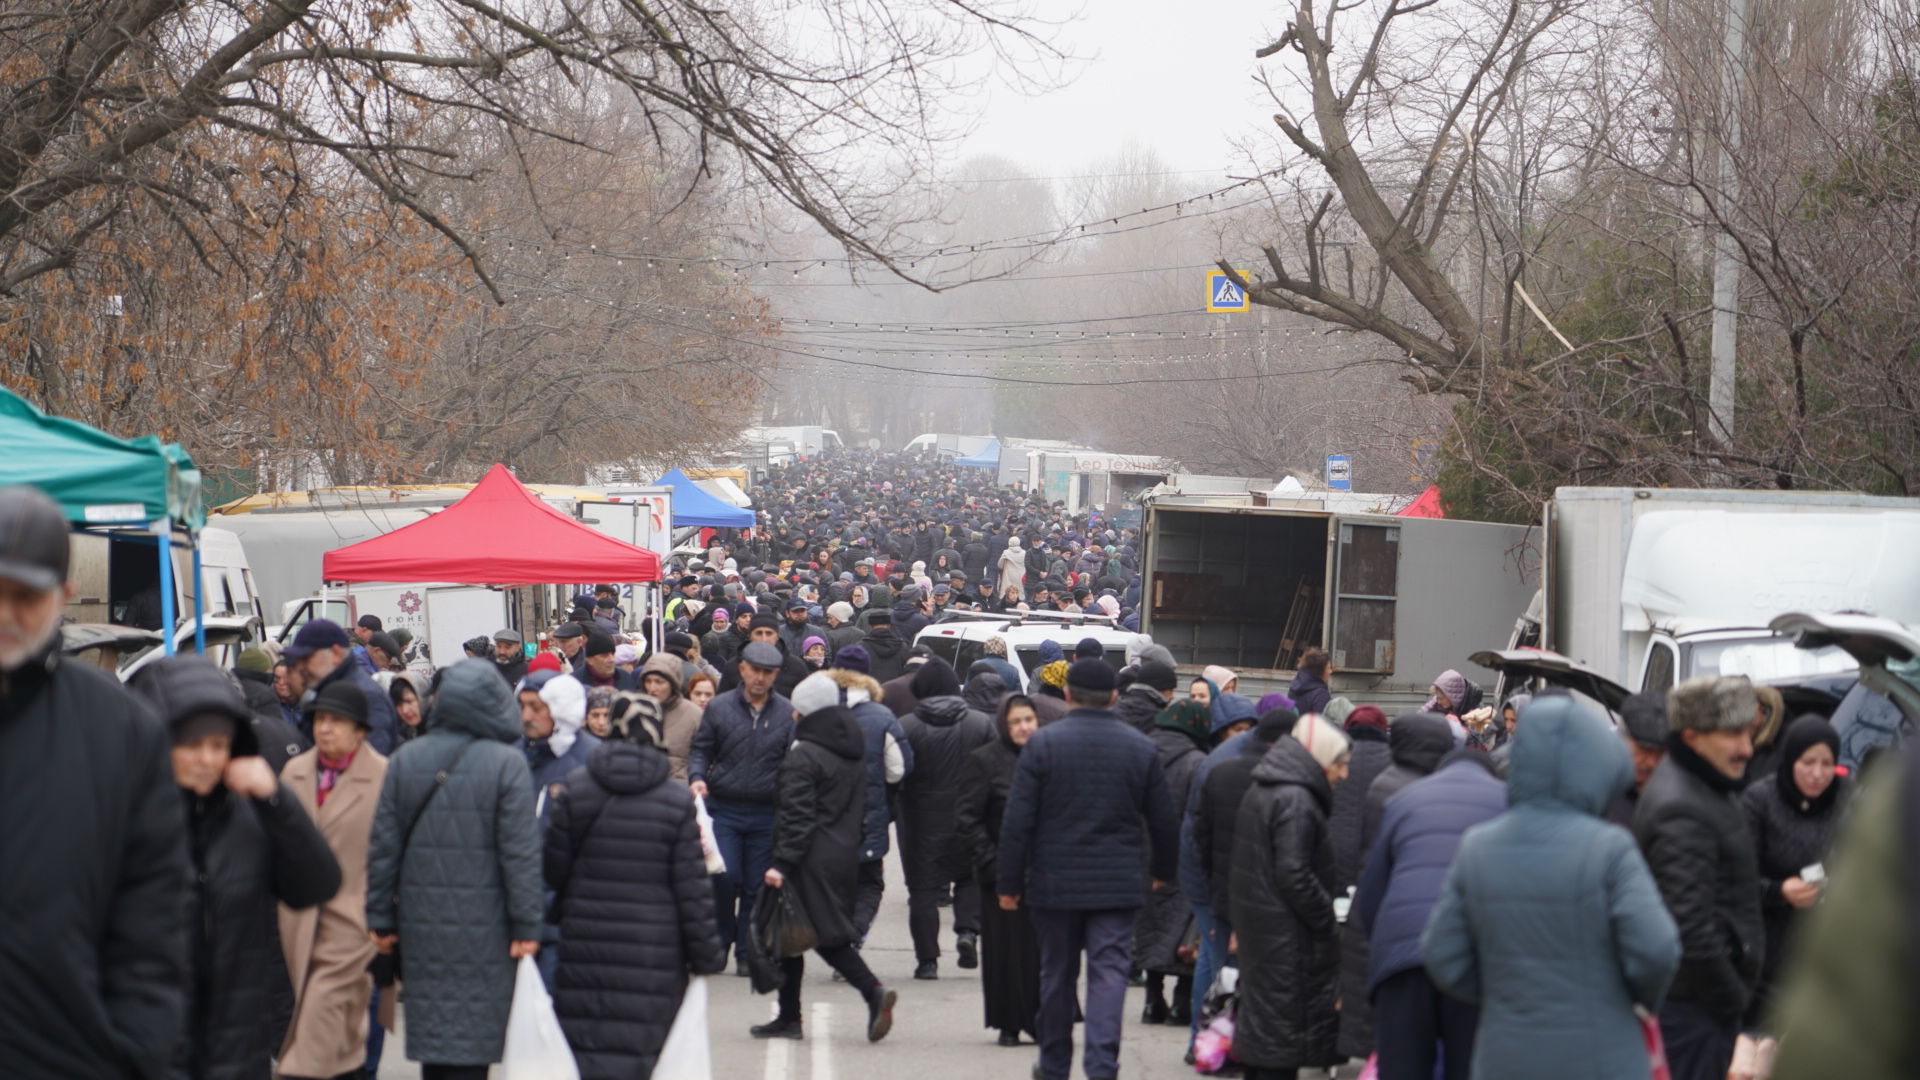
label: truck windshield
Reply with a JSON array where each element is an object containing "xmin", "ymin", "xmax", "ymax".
[{"xmin": 1686, "ymin": 636, "xmax": 1857, "ymax": 681}]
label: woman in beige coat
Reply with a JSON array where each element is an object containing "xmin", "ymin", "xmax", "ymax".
[
  {"xmin": 640, "ymin": 652, "xmax": 704, "ymax": 781},
  {"xmin": 277, "ymin": 680, "xmax": 390, "ymax": 1080}
]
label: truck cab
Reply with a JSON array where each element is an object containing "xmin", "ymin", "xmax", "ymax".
[{"xmin": 1634, "ymin": 626, "xmax": 1860, "ymax": 694}]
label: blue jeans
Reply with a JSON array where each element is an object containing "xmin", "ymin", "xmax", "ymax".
[
  {"xmin": 1030, "ymin": 907, "xmax": 1136, "ymax": 1080},
  {"xmin": 1189, "ymin": 899, "xmax": 1220, "ymax": 1039},
  {"xmin": 707, "ymin": 798, "xmax": 776, "ymax": 949}
]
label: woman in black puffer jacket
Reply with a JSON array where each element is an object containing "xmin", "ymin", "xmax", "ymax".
[
  {"xmin": 545, "ymin": 694, "xmax": 726, "ymax": 1080},
  {"xmin": 129, "ymin": 655, "xmax": 340, "ymax": 1080},
  {"xmin": 1229, "ymin": 716, "xmax": 1351, "ymax": 1080},
  {"xmin": 1740, "ymin": 716, "xmax": 1849, "ymax": 1031}
]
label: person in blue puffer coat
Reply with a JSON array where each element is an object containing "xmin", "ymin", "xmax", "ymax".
[
  {"xmin": 1422, "ymin": 694, "xmax": 1681, "ymax": 1080},
  {"xmin": 517, "ymin": 670, "xmax": 601, "ymax": 987}
]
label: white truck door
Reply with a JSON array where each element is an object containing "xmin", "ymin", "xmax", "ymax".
[{"xmin": 426, "ymin": 587, "xmax": 510, "ymax": 666}]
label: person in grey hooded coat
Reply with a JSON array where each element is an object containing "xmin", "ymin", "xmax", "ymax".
[
  {"xmin": 366, "ymin": 660, "xmax": 544, "ymax": 1075},
  {"xmin": 1422, "ymin": 695, "xmax": 1681, "ymax": 1080}
]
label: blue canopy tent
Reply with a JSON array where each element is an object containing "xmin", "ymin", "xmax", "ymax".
[
  {"xmin": 653, "ymin": 469, "xmax": 757, "ymax": 528},
  {"xmin": 954, "ymin": 439, "xmax": 1001, "ymax": 468}
]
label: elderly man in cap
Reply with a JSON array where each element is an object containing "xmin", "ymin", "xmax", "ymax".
[
  {"xmin": 1607, "ymin": 691, "xmax": 1670, "ymax": 828},
  {"xmin": 283, "ymin": 618, "xmax": 400, "ymax": 753},
  {"xmin": 552, "ymin": 621, "xmax": 589, "ymax": 676},
  {"xmin": 489, "ymin": 628, "xmax": 528, "ymax": 685},
  {"xmin": 355, "ymin": 613, "xmax": 384, "ymax": 646},
  {"xmin": 0, "ymin": 486, "xmax": 196, "ymax": 1078},
  {"xmin": 688, "ymin": 640, "xmax": 796, "ymax": 973},
  {"xmin": 779, "ymin": 595, "xmax": 823, "ymax": 657},
  {"xmin": 1635, "ymin": 675, "xmax": 1766, "ymax": 1080},
  {"xmin": 995, "ymin": 657, "xmax": 1180, "ymax": 1080}
]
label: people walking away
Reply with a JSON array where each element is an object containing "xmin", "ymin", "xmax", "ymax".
[
  {"xmin": 0, "ymin": 485, "xmax": 193, "ymax": 1080},
  {"xmin": 958, "ymin": 693, "xmax": 1046, "ymax": 1046},
  {"xmin": 1352, "ymin": 743, "xmax": 1505, "ymax": 1080},
  {"xmin": 543, "ymin": 686, "xmax": 727, "ymax": 1078},
  {"xmin": 1737, "ymin": 715, "xmax": 1848, "ymax": 1067},
  {"xmin": 1634, "ymin": 676, "xmax": 1765, "ymax": 1080},
  {"xmin": 278, "ymin": 679, "xmax": 389, "ymax": 1080},
  {"xmin": 1114, "ymin": 660, "xmax": 1176, "ymax": 734},
  {"xmin": 994, "ymin": 658, "xmax": 1179, "ymax": 1080},
  {"xmin": 897, "ymin": 656, "xmax": 994, "ymax": 979},
  {"xmin": 1134, "ymin": 699, "xmax": 1210, "ymax": 1027},
  {"xmin": 283, "ymin": 618, "xmax": 400, "ymax": 754},
  {"xmin": 828, "ymin": 666, "xmax": 914, "ymax": 943},
  {"xmin": 1607, "ymin": 691, "xmax": 1670, "ymax": 828},
  {"xmin": 1338, "ymin": 710, "xmax": 1451, "ymax": 1060},
  {"xmin": 131, "ymin": 653, "xmax": 342, "ymax": 1080},
  {"xmin": 1329, "ymin": 705, "xmax": 1393, "ymax": 894},
  {"xmin": 687, "ymin": 640, "xmax": 795, "ymax": 973},
  {"xmin": 1228, "ymin": 714, "xmax": 1350, "ymax": 1080},
  {"xmin": 1289, "ymin": 648, "xmax": 1333, "ymax": 716},
  {"xmin": 641, "ymin": 652, "xmax": 704, "ymax": 781},
  {"xmin": 366, "ymin": 659, "xmax": 544, "ymax": 1079},
  {"xmin": 1422, "ymin": 692, "xmax": 1680, "ymax": 1080},
  {"xmin": 752, "ymin": 673, "xmax": 899, "ymax": 1043}
]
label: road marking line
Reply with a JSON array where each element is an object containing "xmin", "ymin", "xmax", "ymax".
[
  {"xmin": 812, "ymin": 1001, "xmax": 835, "ymax": 1080},
  {"xmin": 763, "ymin": 1023, "xmax": 791, "ymax": 1080}
]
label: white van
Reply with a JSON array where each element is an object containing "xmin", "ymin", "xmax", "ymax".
[{"xmin": 913, "ymin": 610, "xmax": 1150, "ymax": 692}]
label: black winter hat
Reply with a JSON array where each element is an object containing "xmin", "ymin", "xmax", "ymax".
[
  {"xmin": 584, "ymin": 631, "xmax": 617, "ymax": 658},
  {"xmin": 1066, "ymin": 658, "xmax": 1117, "ymax": 693},
  {"xmin": 307, "ymin": 679, "xmax": 371, "ymax": 728},
  {"xmin": 909, "ymin": 656, "xmax": 961, "ymax": 699},
  {"xmin": 1136, "ymin": 660, "xmax": 1179, "ymax": 693}
]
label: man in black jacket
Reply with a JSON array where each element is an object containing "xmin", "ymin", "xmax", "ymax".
[
  {"xmin": 858, "ymin": 610, "xmax": 909, "ymax": 684},
  {"xmin": 896, "ymin": 658, "xmax": 994, "ymax": 979},
  {"xmin": 1635, "ymin": 675, "xmax": 1764, "ymax": 1080},
  {"xmin": 996, "ymin": 659, "xmax": 1179, "ymax": 1080},
  {"xmin": 0, "ymin": 486, "xmax": 193, "ymax": 1080}
]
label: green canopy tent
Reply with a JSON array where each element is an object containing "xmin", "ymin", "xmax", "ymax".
[{"xmin": 0, "ymin": 387, "xmax": 208, "ymax": 654}]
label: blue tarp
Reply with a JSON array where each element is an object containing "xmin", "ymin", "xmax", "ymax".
[
  {"xmin": 954, "ymin": 439, "xmax": 1001, "ymax": 468},
  {"xmin": 654, "ymin": 469, "xmax": 756, "ymax": 528}
]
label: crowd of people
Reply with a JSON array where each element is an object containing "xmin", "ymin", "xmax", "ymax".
[{"xmin": 0, "ymin": 446, "xmax": 1906, "ymax": 1080}]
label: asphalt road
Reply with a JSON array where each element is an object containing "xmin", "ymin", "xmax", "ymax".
[{"xmin": 376, "ymin": 851, "xmax": 1358, "ymax": 1080}]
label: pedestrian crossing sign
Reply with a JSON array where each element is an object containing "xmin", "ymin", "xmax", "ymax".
[{"xmin": 1207, "ymin": 271, "xmax": 1249, "ymax": 312}]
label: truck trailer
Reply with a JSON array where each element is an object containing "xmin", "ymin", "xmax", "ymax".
[{"xmin": 1138, "ymin": 497, "xmax": 1538, "ymax": 710}]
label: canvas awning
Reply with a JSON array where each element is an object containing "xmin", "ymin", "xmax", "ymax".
[
  {"xmin": 954, "ymin": 439, "xmax": 1001, "ymax": 468},
  {"xmin": 322, "ymin": 464, "xmax": 663, "ymax": 583},
  {"xmin": 653, "ymin": 468, "xmax": 756, "ymax": 528},
  {"xmin": 0, "ymin": 386, "xmax": 204, "ymax": 530}
]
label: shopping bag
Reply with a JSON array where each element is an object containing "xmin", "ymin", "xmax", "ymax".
[
  {"xmin": 753, "ymin": 882, "xmax": 818, "ymax": 959},
  {"xmin": 739, "ymin": 916, "xmax": 785, "ymax": 995},
  {"xmin": 502, "ymin": 955, "xmax": 580, "ymax": 1080},
  {"xmin": 693, "ymin": 796, "xmax": 726, "ymax": 876},
  {"xmin": 1355, "ymin": 1053, "xmax": 1379, "ymax": 1080},
  {"xmin": 1192, "ymin": 1013, "xmax": 1235, "ymax": 1074},
  {"xmin": 654, "ymin": 977, "xmax": 712, "ymax": 1080},
  {"xmin": 1636, "ymin": 1005, "xmax": 1672, "ymax": 1080}
]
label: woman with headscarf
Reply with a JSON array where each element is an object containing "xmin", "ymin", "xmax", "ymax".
[
  {"xmin": 545, "ymin": 692, "xmax": 725, "ymax": 1078},
  {"xmin": 1737, "ymin": 716, "xmax": 1849, "ymax": 1067},
  {"xmin": 1189, "ymin": 676, "xmax": 1217, "ymax": 709},
  {"xmin": 1229, "ymin": 714, "xmax": 1351, "ymax": 1080},
  {"xmin": 389, "ymin": 673, "xmax": 428, "ymax": 745},
  {"xmin": 1134, "ymin": 700, "xmax": 1211, "ymax": 1027},
  {"xmin": 517, "ymin": 670, "xmax": 601, "ymax": 987},
  {"xmin": 956, "ymin": 693, "xmax": 1046, "ymax": 1045}
]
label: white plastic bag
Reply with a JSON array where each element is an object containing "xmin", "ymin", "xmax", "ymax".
[
  {"xmin": 694, "ymin": 795, "xmax": 727, "ymax": 876},
  {"xmin": 502, "ymin": 955, "xmax": 581, "ymax": 1080},
  {"xmin": 653, "ymin": 976, "xmax": 712, "ymax": 1080}
]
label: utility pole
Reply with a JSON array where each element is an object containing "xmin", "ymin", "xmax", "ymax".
[{"xmin": 1708, "ymin": 0, "xmax": 1750, "ymax": 446}]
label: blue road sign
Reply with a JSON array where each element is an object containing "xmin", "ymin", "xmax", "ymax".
[
  {"xmin": 1326, "ymin": 454, "xmax": 1353, "ymax": 491},
  {"xmin": 1207, "ymin": 271, "xmax": 1249, "ymax": 312}
]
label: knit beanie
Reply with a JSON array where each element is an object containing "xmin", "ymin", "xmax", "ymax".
[
  {"xmin": 1292, "ymin": 713, "xmax": 1352, "ymax": 769},
  {"xmin": 1322, "ymin": 696, "xmax": 1356, "ymax": 725},
  {"xmin": 791, "ymin": 671, "xmax": 842, "ymax": 717}
]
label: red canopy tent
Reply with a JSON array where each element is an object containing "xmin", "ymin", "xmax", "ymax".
[
  {"xmin": 1397, "ymin": 485, "xmax": 1446, "ymax": 519},
  {"xmin": 321, "ymin": 463, "xmax": 663, "ymax": 583}
]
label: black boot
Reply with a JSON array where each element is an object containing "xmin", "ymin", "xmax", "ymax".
[
  {"xmin": 866, "ymin": 985, "xmax": 897, "ymax": 1043},
  {"xmin": 751, "ymin": 1017, "xmax": 804, "ymax": 1039},
  {"xmin": 997, "ymin": 1029, "xmax": 1022, "ymax": 1046},
  {"xmin": 956, "ymin": 931, "xmax": 979, "ymax": 970},
  {"xmin": 1169, "ymin": 974, "xmax": 1193, "ymax": 1025},
  {"xmin": 914, "ymin": 959, "xmax": 938, "ymax": 980},
  {"xmin": 1140, "ymin": 982, "xmax": 1169, "ymax": 1025}
]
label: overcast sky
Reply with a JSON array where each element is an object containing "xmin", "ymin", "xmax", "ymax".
[{"xmin": 952, "ymin": 0, "xmax": 1286, "ymax": 180}]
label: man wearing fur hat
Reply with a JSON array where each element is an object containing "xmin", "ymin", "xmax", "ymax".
[{"xmin": 1634, "ymin": 675, "xmax": 1765, "ymax": 1080}]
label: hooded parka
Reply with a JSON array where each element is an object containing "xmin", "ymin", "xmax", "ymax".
[
  {"xmin": 128, "ymin": 656, "xmax": 342, "ymax": 1080},
  {"xmin": 545, "ymin": 738, "xmax": 726, "ymax": 1079},
  {"xmin": 365, "ymin": 660, "xmax": 544, "ymax": 1067},
  {"xmin": 1227, "ymin": 736, "xmax": 1341, "ymax": 1072},
  {"xmin": 1423, "ymin": 695, "xmax": 1681, "ymax": 1080},
  {"xmin": 896, "ymin": 690, "xmax": 995, "ymax": 889},
  {"xmin": 770, "ymin": 704, "xmax": 871, "ymax": 949}
]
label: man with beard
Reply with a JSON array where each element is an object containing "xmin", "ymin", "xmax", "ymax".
[{"xmin": 0, "ymin": 486, "xmax": 191, "ymax": 1078}]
